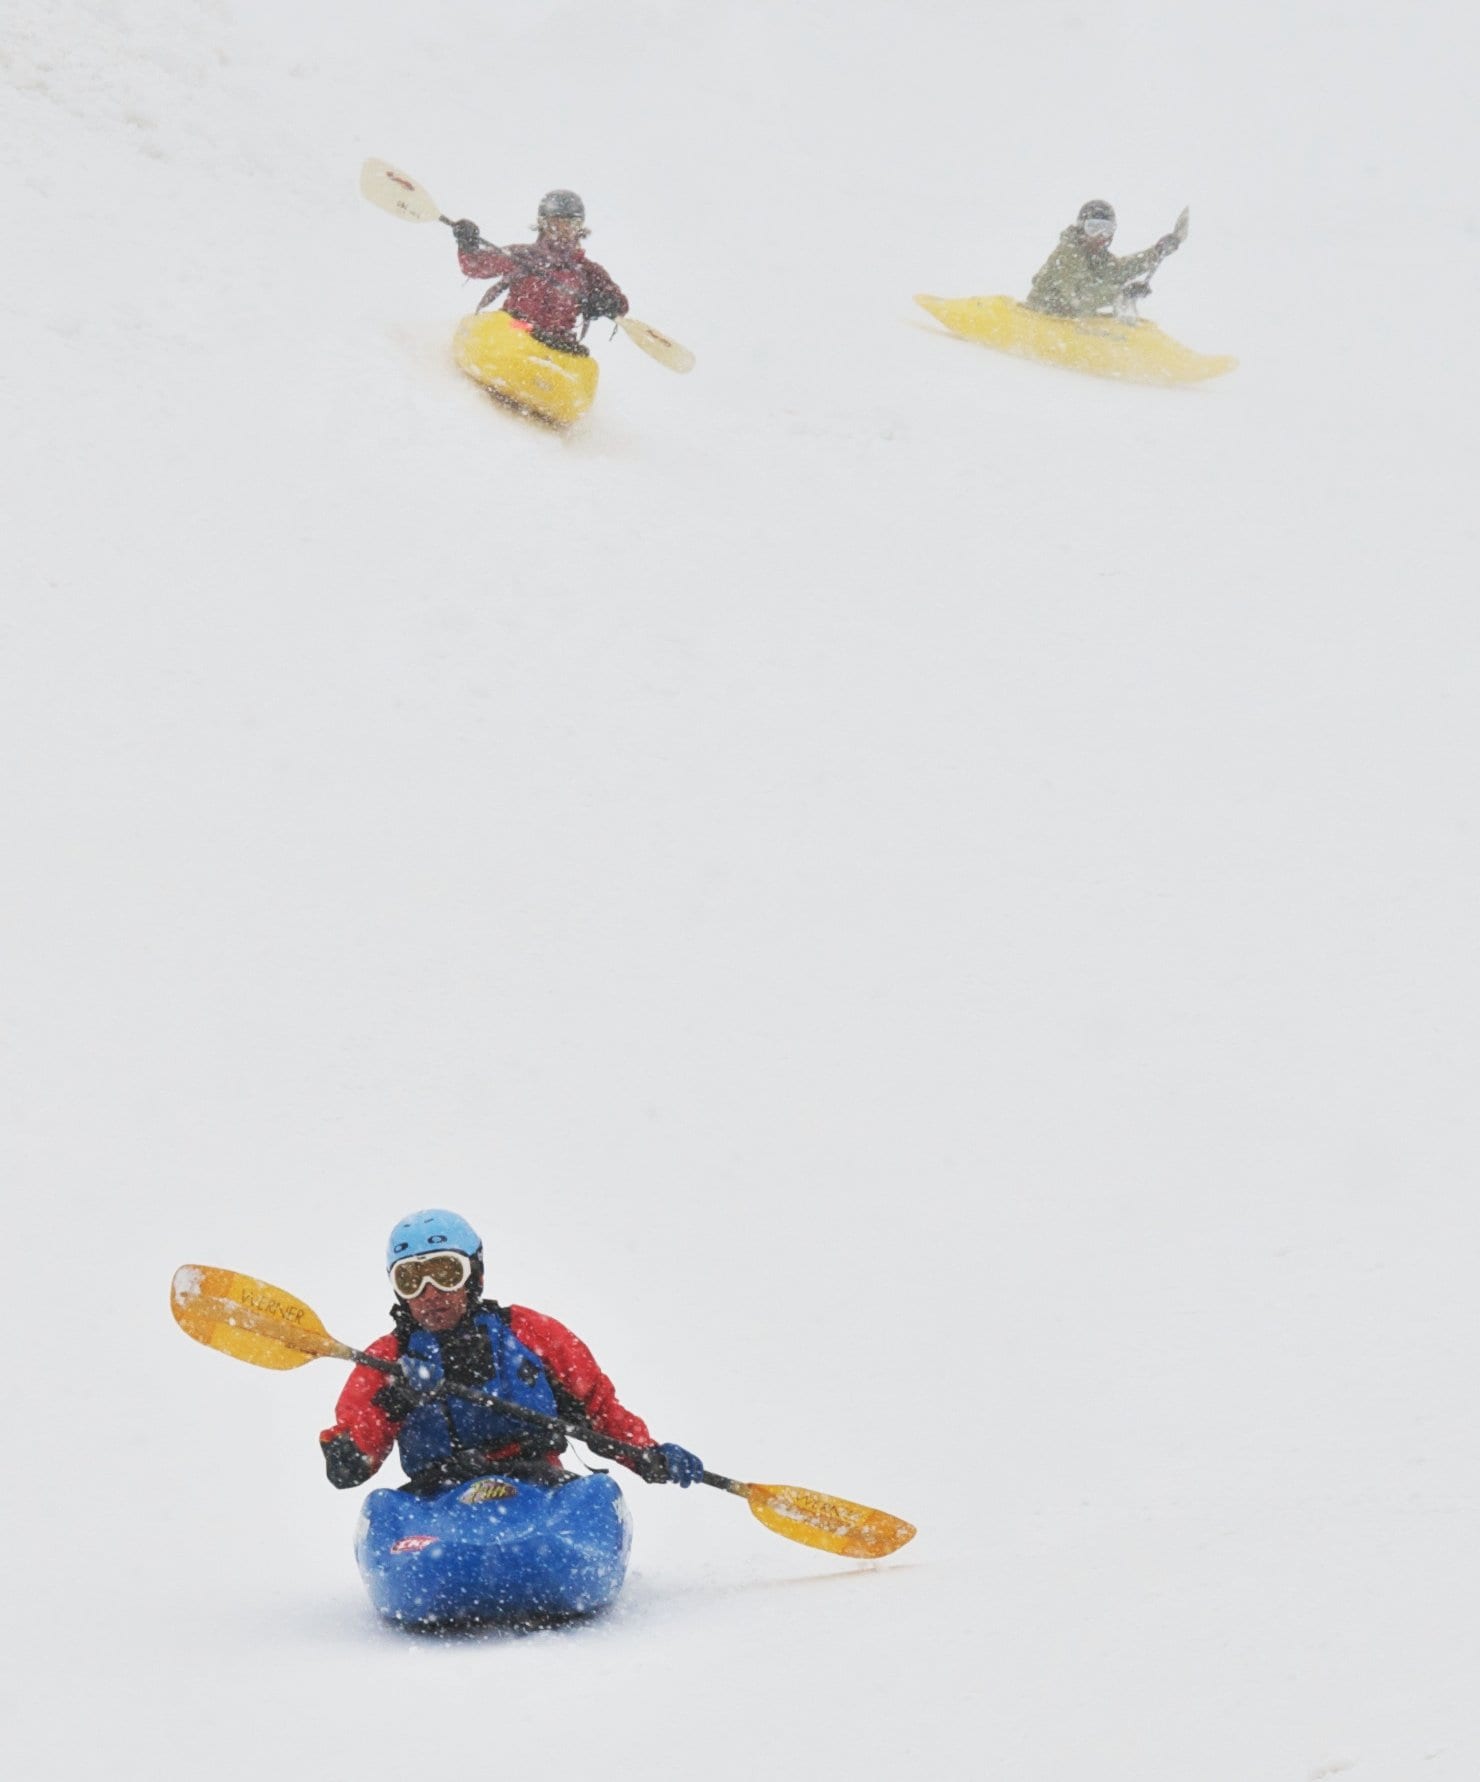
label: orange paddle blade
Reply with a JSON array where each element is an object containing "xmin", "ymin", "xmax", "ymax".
[
  {"xmin": 742, "ymin": 1482, "xmax": 916, "ymax": 1559},
  {"xmin": 170, "ymin": 1266, "xmax": 350, "ymax": 1370}
]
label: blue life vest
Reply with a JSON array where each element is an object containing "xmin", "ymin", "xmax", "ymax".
[{"xmin": 395, "ymin": 1309, "xmax": 560, "ymax": 1481}]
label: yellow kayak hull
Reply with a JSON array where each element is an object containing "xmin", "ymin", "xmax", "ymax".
[
  {"xmin": 915, "ymin": 293, "xmax": 1236, "ymax": 385},
  {"xmin": 452, "ymin": 309, "xmax": 599, "ymax": 427}
]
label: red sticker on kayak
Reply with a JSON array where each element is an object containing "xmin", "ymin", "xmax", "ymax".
[{"xmin": 389, "ymin": 1535, "xmax": 438, "ymax": 1554}]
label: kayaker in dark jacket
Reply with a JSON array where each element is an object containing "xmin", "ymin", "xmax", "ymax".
[
  {"xmin": 449, "ymin": 189, "xmax": 629, "ymax": 355},
  {"xmin": 319, "ymin": 1208, "xmax": 703, "ymax": 1495},
  {"xmin": 1026, "ymin": 199, "xmax": 1183, "ymax": 319}
]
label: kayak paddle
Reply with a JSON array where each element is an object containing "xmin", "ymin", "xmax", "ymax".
[
  {"xmin": 359, "ymin": 158, "xmax": 694, "ymax": 373},
  {"xmin": 171, "ymin": 1265, "xmax": 914, "ymax": 1561},
  {"xmin": 616, "ymin": 317, "xmax": 695, "ymax": 373}
]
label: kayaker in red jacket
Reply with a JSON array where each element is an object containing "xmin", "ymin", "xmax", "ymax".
[
  {"xmin": 319, "ymin": 1208, "xmax": 703, "ymax": 1496},
  {"xmin": 449, "ymin": 189, "xmax": 629, "ymax": 355}
]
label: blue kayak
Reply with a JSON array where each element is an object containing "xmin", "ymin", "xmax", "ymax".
[{"xmin": 355, "ymin": 1471, "xmax": 632, "ymax": 1627}]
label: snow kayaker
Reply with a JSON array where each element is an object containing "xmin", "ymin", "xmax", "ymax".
[
  {"xmin": 1025, "ymin": 200, "xmax": 1183, "ymax": 320},
  {"xmin": 319, "ymin": 1208, "xmax": 704, "ymax": 1496},
  {"xmin": 448, "ymin": 189, "xmax": 629, "ymax": 356}
]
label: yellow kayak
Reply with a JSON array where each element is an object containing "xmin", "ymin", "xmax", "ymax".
[
  {"xmin": 914, "ymin": 294, "xmax": 1236, "ymax": 385},
  {"xmin": 452, "ymin": 308, "xmax": 599, "ymax": 427}
]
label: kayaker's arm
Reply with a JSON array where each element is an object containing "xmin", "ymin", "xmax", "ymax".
[
  {"xmin": 1110, "ymin": 234, "xmax": 1180, "ymax": 285},
  {"xmin": 506, "ymin": 1305, "xmax": 656, "ymax": 1451},
  {"xmin": 317, "ymin": 1331, "xmax": 403, "ymax": 1488},
  {"xmin": 1024, "ymin": 230, "xmax": 1083, "ymax": 313},
  {"xmin": 450, "ymin": 220, "xmax": 523, "ymax": 283},
  {"xmin": 504, "ymin": 1306, "xmax": 704, "ymax": 1485},
  {"xmin": 581, "ymin": 259, "xmax": 630, "ymax": 322}
]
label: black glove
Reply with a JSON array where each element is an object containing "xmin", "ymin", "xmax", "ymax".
[
  {"xmin": 439, "ymin": 1318, "xmax": 497, "ymax": 1389},
  {"xmin": 371, "ymin": 1368, "xmax": 422, "ymax": 1422},
  {"xmin": 1155, "ymin": 233, "xmax": 1181, "ymax": 258},
  {"xmin": 321, "ymin": 1432, "xmax": 374, "ymax": 1490},
  {"xmin": 585, "ymin": 292, "xmax": 626, "ymax": 322},
  {"xmin": 451, "ymin": 218, "xmax": 483, "ymax": 251},
  {"xmin": 627, "ymin": 1445, "xmax": 670, "ymax": 1483}
]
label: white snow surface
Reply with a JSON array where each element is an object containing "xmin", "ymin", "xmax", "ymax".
[{"xmin": 5, "ymin": 1, "xmax": 1479, "ymax": 1776}]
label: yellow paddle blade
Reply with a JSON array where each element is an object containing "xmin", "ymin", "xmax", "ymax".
[
  {"xmin": 742, "ymin": 1482, "xmax": 916, "ymax": 1559},
  {"xmin": 170, "ymin": 1266, "xmax": 349, "ymax": 1370}
]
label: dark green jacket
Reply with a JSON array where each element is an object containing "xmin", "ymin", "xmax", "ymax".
[{"xmin": 1026, "ymin": 227, "xmax": 1171, "ymax": 317}]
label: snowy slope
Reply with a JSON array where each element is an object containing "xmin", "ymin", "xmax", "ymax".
[{"xmin": 4, "ymin": 1, "xmax": 1480, "ymax": 1777}]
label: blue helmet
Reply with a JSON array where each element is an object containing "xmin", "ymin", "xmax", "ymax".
[{"xmin": 385, "ymin": 1209, "xmax": 484, "ymax": 1273}]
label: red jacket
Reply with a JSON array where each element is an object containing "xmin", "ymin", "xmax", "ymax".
[
  {"xmin": 319, "ymin": 1304, "xmax": 656, "ymax": 1481},
  {"xmin": 458, "ymin": 239, "xmax": 628, "ymax": 346}
]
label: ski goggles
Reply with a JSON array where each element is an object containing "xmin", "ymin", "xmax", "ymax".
[{"xmin": 389, "ymin": 1251, "xmax": 472, "ymax": 1300}]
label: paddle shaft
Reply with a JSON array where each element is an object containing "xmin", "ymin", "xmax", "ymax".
[
  {"xmin": 701, "ymin": 1471, "xmax": 746, "ymax": 1495},
  {"xmin": 339, "ymin": 1337, "xmax": 722, "ymax": 1481},
  {"xmin": 335, "ymin": 1343, "xmax": 908, "ymax": 1552},
  {"xmin": 186, "ymin": 1282, "xmax": 703, "ymax": 1480},
  {"xmin": 175, "ymin": 1268, "xmax": 913, "ymax": 1555}
]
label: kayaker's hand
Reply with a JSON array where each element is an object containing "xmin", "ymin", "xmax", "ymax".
[
  {"xmin": 451, "ymin": 218, "xmax": 483, "ymax": 251},
  {"xmin": 631, "ymin": 1441, "xmax": 705, "ymax": 1486},
  {"xmin": 371, "ymin": 1362, "xmax": 422, "ymax": 1423},
  {"xmin": 1155, "ymin": 232, "xmax": 1181, "ymax": 259},
  {"xmin": 321, "ymin": 1432, "xmax": 374, "ymax": 1490},
  {"xmin": 658, "ymin": 1442, "xmax": 705, "ymax": 1487}
]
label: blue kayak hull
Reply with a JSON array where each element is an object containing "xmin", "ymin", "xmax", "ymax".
[{"xmin": 355, "ymin": 1472, "xmax": 632, "ymax": 1627}]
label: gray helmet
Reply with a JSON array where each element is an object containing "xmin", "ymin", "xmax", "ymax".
[
  {"xmin": 537, "ymin": 189, "xmax": 586, "ymax": 224},
  {"xmin": 1077, "ymin": 199, "xmax": 1116, "ymax": 230}
]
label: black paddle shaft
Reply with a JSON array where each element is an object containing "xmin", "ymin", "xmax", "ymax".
[{"xmin": 347, "ymin": 1342, "xmax": 677, "ymax": 1473}]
